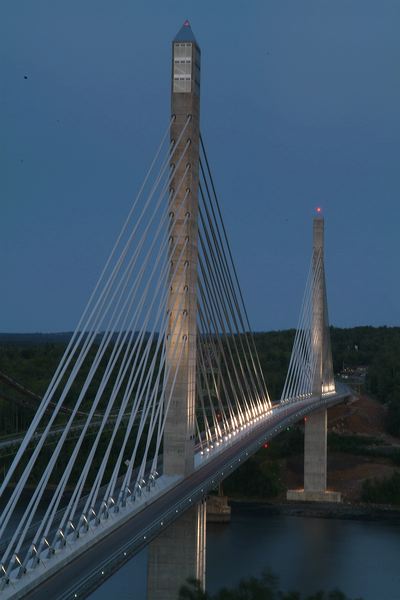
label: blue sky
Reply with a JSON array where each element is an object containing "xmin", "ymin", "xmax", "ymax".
[{"xmin": 1, "ymin": 1, "xmax": 399, "ymax": 332}]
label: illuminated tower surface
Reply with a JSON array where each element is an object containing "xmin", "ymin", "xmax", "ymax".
[
  {"xmin": 147, "ymin": 23, "xmax": 206, "ymax": 600},
  {"xmin": 163, "ymin": 20, "xmax": 201, "ymax": 477}
]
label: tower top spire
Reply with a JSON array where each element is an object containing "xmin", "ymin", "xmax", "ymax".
[{"xmin": 173, "ymin": 20, "xmax": 198, "ymax": 46}]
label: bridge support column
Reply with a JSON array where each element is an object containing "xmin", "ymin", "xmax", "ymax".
[
  {"xmin": 163, "ymin": 20, "xmax": 201, "ymax": 478},
  {"xmin": 147, "ymin": 21, "xmax": 206, "ymax": 599},
  {"xmin": 147, "ymin": 501, "xmax": 206, "ymax": 600},
  {"xmin": 287, "ymin": 409, "xmax": 341, "ymax": 502},
  {"xmin": 287, "ymin": 215, "xmax": 341, "ymax": 503}
]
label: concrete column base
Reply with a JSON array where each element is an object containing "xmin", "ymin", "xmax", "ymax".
[
  {"xmin": 286, "ymin": 489, "xmax": 341, "ymax": 503},
  {"xmin": 206, "ymin": 494, "xmax": 231, "ymax": 523},
  {"xmin": 147, "ymin": 501, "xmax": 206, "ymax": 600}
]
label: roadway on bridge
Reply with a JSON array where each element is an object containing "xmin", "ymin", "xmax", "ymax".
[{"xmin": 14, "ymin": 390, "xmax": 350, "ymax": 600}]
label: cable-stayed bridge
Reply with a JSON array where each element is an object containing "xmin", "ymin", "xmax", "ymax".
[{"xmin": 0, "ymin": 21, "xmax": 351, "ymax": 600}]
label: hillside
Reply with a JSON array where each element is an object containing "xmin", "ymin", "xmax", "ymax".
[{"xmin": 1, "ymin": 326, "xmax": 399, "ymax": 505}]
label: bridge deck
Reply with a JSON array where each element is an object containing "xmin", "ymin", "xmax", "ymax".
[{"xmin": 1, "ymin": 386, "xmax": 351, "ymax": 600}]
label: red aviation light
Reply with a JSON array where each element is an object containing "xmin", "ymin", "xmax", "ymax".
[
  {"xmin": 184, "ymin": 19, "xmax": 190, "ymax": 27},
  {"xmin": 263, "ymin": 443, "xmax": 269, "ymax": 449},
  {"xmin": 316, "ymin": 207, "xmax": 322, "ymax": 214}
]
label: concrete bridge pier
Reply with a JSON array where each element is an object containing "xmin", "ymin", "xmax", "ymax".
[
  {"xmin": 147, "ymin": 501, "xmax": 206, "ymax": 599},
  {"xmin": 147, "ymin": 20, "xmax": 206, "ymax": 600},
  {"xmin": 287, "ymin": 408, "xmax": 341, "ymax": 502}
]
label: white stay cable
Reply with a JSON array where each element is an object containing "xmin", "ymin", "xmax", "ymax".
[
  {"xmin": 292, "ymin": 252, "xmax": 322, "ymax": 399},
  {"xmin": 109, "ymin": 239, "xmax": 190, "ymax": 502},
  {"xmin": 120, "ymin": 272, "xmax": 189, "ymax": 501},
  {"xmin": 0, "ymin": 117, "xmax": 191, "ymax": 503},
  {"xmin": 78, "ymin": 220, "xmax": 190, "ymax": 524},
  {"xmin": 285, "ymin": 260, "xmax": 315, "ymax": 400},
  {"xmin": 197, "ymin": 299, "xmax": 239, "ymax": 432},
  {"xmin": 2, "ymin": 174, "xmax": 170, "ymax": 560},
  {"xmin": 0, "ymin": 120, "xmax": 175, "ymax": 501},
  {"xmin": 11, "ymin": 203, "xmax": 172, "ymax": 566},
  {"xmin": 198, "ymin": 258, "xmax": 249, "ymax": 425},
  {"xmin": 94, "ymin": 234, "xmax": 190, "ymax": 513},
  {"xmin": 0, "ymin": 121, "xmax": 192, "ymax": 564},
  {"xmin": 197, "ymin": 331, "xmax": 226, "ymax": 434},
  {"xmin": 281, "ymin": 251, "xmax": 322, "ymax": 401},
  {"xmin": 35, "ymin": 217, "xmax": 175, "ymax": 555},
  {"xmin": 29, "ymin": 177, "xmax": 191, "ymax": 558},
  {"xmin": 139, "ymin": 314, "xmax": 188, "ymax": 489},
  {"xmin": 198, "ymin": 224, "xmax": 260, "ymax": 417},
  {"xmin": 196, "ymin": 338, "xmax": 224, "ymax": 443},
  {"xmin": 281, "ymin": 257, "xmax": 313, "ymax": 401},
  {"xmin": 198, "ymin": 188, "xmax": 266, "ymax": 412},
  {"xmin": 199, "ymin": 140, "xmax": 269, "ymax": 401}
]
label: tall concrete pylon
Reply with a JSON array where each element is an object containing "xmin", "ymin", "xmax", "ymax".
[
  {"xmin": 162, "ymin": 19, "xmax": 200, "ymax": 479},
  {"xmin": 287, "ymin": 215, "xmax": 341, "ymax": 502},
  {"xmin": 147, "ymin": 21, "xmax": 206, "ymax": 600}
]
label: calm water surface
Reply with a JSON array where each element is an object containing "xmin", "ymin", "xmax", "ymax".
[{"xmin": 89, "ymin": 508, "xmax": 400, "ymax": 600}]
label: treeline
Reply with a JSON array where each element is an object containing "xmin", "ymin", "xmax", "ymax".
[
  {"xmin": 255, "ymin": 326, "xmax": 400, "ymax": 436},
  {"xmin": 0, "ymin": 326, "xmax": 399, "ymax": 437},
  {"xmin": 330, "ymin": 326, "xmax": 400, "ymax": 437},
  {"xmin": 178, "ymin": 572, "xmax": 363, "ymax": 600},
  {"xmin": 0, "ymin": 336, "xmax": 157, "ymax": 435},
  {"xmin": 362, "ymin": 471, "xmax": 400, "ymax": 505}
]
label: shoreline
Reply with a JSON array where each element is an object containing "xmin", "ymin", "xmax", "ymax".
[{"xmin": 229, "ymin": 498, "xmax": 400, "ymax": 522}]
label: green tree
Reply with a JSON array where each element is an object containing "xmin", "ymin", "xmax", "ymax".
[
  {"xmin": 361, "ymin": 471, "xmax": 400, "ymax": 505},
  {"xmin": 179, "ymin": 577, "xmax": 209, "ymax": 600},
  {"xmin": 178, "ymin": 572, "xmax": 363, "ymax": 600}
]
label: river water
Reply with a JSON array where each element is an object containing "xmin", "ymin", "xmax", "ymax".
[{"xmin": 89, "ymin": 507, "xmax": 400, "ymax": 600}]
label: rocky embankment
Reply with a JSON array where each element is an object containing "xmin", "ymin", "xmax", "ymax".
[
  {"xmin": 285, "ymin": 394, "xmax": 400, "ymax": 503},
  {"xmin": 223, "ymin": 394, "xmax": 400, "ymax": 515}
]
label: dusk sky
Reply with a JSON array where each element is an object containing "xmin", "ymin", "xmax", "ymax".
[{"xmin": 2, "ymin": 1, "xmax": 399, "ymax": 333}]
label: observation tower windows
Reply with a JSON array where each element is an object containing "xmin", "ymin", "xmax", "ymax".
[{"xmin": 173, "ymin": 42, "xmax": 192, "ymax": 93}]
